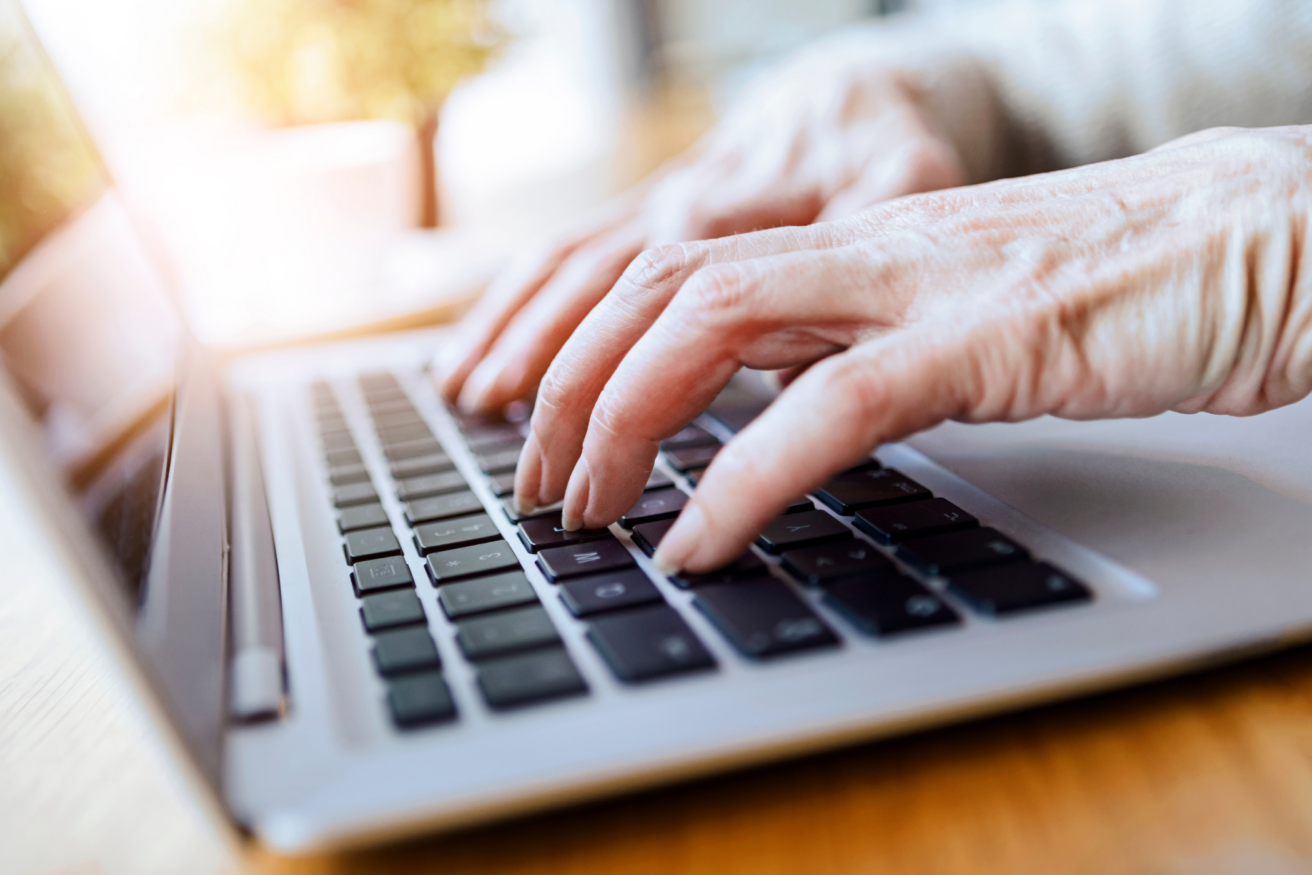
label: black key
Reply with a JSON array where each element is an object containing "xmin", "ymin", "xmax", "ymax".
[
  {"xmin": 322, "ymin": 432, "xmax": 356, "ymax": 453},
  {"xmin": 645, "ymin": 469, "xmax": 674, "ymax": 491},
  {"xmin": 684, "ymin": 467, "xmax": 706, "ymax": 486},
  {"xmin": 328, "ymin": 464, "xmax": 371, "ymax": 486},
  {"xmin": 559, "ymin": 569, "xmax": 663, "ymax": 617},
  {"xmin": 463, "ymin": 425, "xmax": 522, "ymax": 449},
  {"xmin": 477, "ymin": 446, "xmax": 523, "ymax": 474},
  {"xmin": 815, "ymin": 467, "xmax": 930, "ymax": 516},
  {"xmin": 669, "ymin": 551, "xmax": 769, "ymax": 589},
  {"xmin": 781, "ymin": 540, "xmax": 897, "ymax": 586},
  {"xmin": 317, "ymin": 415, "xmax": 350, "ymax": 436},
  {"xmin": 332, "ymin": 481, "xmax": 378, "ymax": 508},
  {"xmin": 948, "ymin": 562, "xmax": 1092, "ymax": 616},
  {"xmin": 488, "ymin": 472, "xmax": 517, "ymax": 496},
  {"xmin": 588, "ymin": 605, "xmax": 715, "ymax": 682},
  {"xmin": 387, "ymin": 671, "xmax": 457, "ymax": 727},
  {"xmin": 325, "ymin": 447, "xmax": 362, "ymax": 468},
  {"xmin": 630, "ymin": 518, "xmax": 674, "ymax": 556},
  {"xmin": 438, "ymin": 570, "xmax": 538, "ymax": 619},
  {"xmin": 518, "ymin": 512, "xmax": 612, "ymax": 552},
  {"xmin": 344, "ymin": 526, "xmax": 403, "ymax": 563},
  {"xmin": 456, "ymin": 604, "xmax": 560, "ymax": 660},
  {"xmin": 426, "ymin": 539, "xmax": 521, "ymax": 584},
  {"xmin": 854, "ymin": 498, "xmax": 978, "ymax": 545},
  {"xmin": 338, "ymin": 503, "xmax": 389, "ymax": 533},
  {"xmin": 619, "ymin": 487, "xmax": 688, "ymax": 528},
  {"xmin": 823, "ymin": 576, "xmax": 960, "ymax": 637},
  {"xmin": 405, "ymin": 491, "xmax": 484, "ymax": 525},
  {"xmin": 476, "ymin": 648, "xmax": 587, "ymax": 710},
  {"xmin": 755, "ymin": 510, "xmax": 852, "ymax": 554},
  {"xmin": 500, "ymin": 497, "xmax": 560, "ymax": 523},
  {"xmin": 413, "ymin": 513, "xmax": 501, "ymax": 553},
  {"xmin": 360, "ymin": 589, "xmax": 426, "ymax": 631},
  {"xmin": 397, "ymin": 470, "xmax": 468, "ymax": 501},
  {"xmin": 784, "ymin": 497, "xmax": 815, "ymax": 514},
  {"xmin": 694, "ymin": 578, "xmax": 839, "ymax": 658},
  {"xmin": 373, "ymin": 627, "xmax": 441, "ymax": 675},
  {"xmin": 383, "ymin": 437, "xmax": 445, "ymax": 461},
  {"xmin": 390, "ymin": 453, "xmax": 454, "ymax": 479},
  {"xmin": 351, "ymin": 554, "xmax": 414, "ymax": 595},
  {"xmin": 372, "ymin": 409, "xmax": 426, "ymax": 430},
  {"xmin": 664, "ymin": 445, "xmax": 719, "ymax": 471},
  {"xmin": 662, "ymin": 424, "xmax": 719, "ymax": 451},
  {"xmin": 377, "ymin": 422, "xmax": 434, "ymax": 445},
  {"xmin": 537, "ymin": 540, "xmax": 636, "ymax": 581},
  {"xmin": 896, "ymin": 527, "xmax": 1029, "ymax": 577},
  {"xmin": 367, "ymin": 398, "xmax": 416, "ymax": 416}
]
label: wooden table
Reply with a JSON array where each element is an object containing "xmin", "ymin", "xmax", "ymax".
[{"xmin": 255, "ymin": 646, "xmax": 1312, "ymax": 875}]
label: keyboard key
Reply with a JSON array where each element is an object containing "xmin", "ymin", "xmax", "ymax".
[
  {"xmin": 559, "ymin": 569, "xmax": 663, "ymax": 616},
  {"xmin": 456, "ymin": 604, "xmax": 561, "ymax": 660},
  {"xmin": 367, "ymin": 398, "xmax": 416, "ymax": 417},
  {"xmin": 813, "ymin": 469, "xmax": 928, "ymax": 516},
  {"xmin": 338, "ymin": 503, "xmax": 389, "ymax": 533},
  {"xmin": 426, "ymin": 540, "xmax": 521, "ymax": 584},
  {"xmin": 477, "ymin": 446, "xmax": 523, "ymax": 474},
  {"xmin": 390, "ymin": 453, "xmax": 454, "ymax": 479},
  {"xmin": 815, "ymin": 467, "xmax": 930, "ymax": 516},
  {"xmin": 619, "ymin": 487, "xmax": 688, "ymax": 528},
  {"xmin": 344, "ymin": 526, "xmax": 403, "ymax": 563},
  {"xmin": 397, "ymin": 470, "xmax": 468, "ymax": 501},
  {"xmin": 438, "ymin": 570, "xmax": 538, "ymax": 618},
  {"xmin": 669, "ymin": 551, "xmax": 769, "ymax": 588},
  {"xmin": 823, "ymin": 576, "xmax": 961, "ymax": 637},
  {"xmin": 413, "ymin": 513, "xmax": 501, "ymax": 553},
  {"xmin": 373, "ymin": 627, "xmax": 441, "ymax": 675},
  {"xmin": 488, "ymin": 472, "xmax": 517, "ymax": 496},
  {"xmin": 518, "ymin": 512, "xmax": 612, "ymax": 552},
  {"xmin": 360, "ymin": 589, "xmax": 426, "ymax": 631},
  {"xmin": 383, "ymin": 437, "xmax": 445, "ymax": 460},
  {"xmin": 664, "ymin": 445, "xmax": 719, "ymax": 471},
  {"xmin": 755, "ymin": 510, "xmax": 853, "ymax": 554},
  {"xmin": 328, "ymin": 464, "xmax": 371, "ymax": 487},
  {"xmin": 322, "ymin": 432, "xmax": 356, "ymax": 453},
  {"xmin": 476, "ymin": 648, "xmax": 587, "ymax": 710},
  {"xmin": 854, "ymin": 498, "xmax": 977, "ymax": 545},
  {"xmin": 948, "ymin": 562, "xmax": 1092, "ymax": 616},
  {"xmin": 896, "ymin": 527, "xmax": 1029, "ymax": 577},
  {"xmin": 325, "ymin": 447, "xmax": 362, "ymax": 468},
  {"xmin": 781, "ymin": 540, "xmax": 897, "ymax": 586},
  {"xmin": 588, "ymin": 605, "xmax": 715, "ymax": 682},
  {"xmin": 333, "ymin": 481, "xmax": 378, "ymax": 508},
  {"xmin": 317, "ymin": 415, "xmax": 350, "ymax": 436},
  {"xmin": 351, "ymin": 554, "xmax": 414, "ymax": 595},
  {"xmin": 405, "ymin": 491, "xmax": 484, "ymax": 525},
  {"xmin": 372, "ymin": 409, "xmax": 426, "ymax": 430},
  {"xmin": 500, "ymin": 497, "xmax": 560, "ymax": 523},
  {"xmin": 645, "ymin": 469, "xmax": 674, "ymax": 491},
  {"xmin": 661, "ymin": 424, "xmax": 719, "ymax": 451},
  {"xmin": 684, "ymin": 467, "xmax": 706, "ymax": 486},
  {"xmin": 378, "ymin": 422, "xmax": 434, "ymax": 445},
  {"xmin": 694, "ymin": 578, "xmax": 839, "ymax": 658},
  {"xmin": 463, "ymin": 425, "xmax": 522, "ymax": 449},
  {"xmin": 630, "ymin": 518, "xmax": 674, "ymax": 556},
  {"xmin": 783, "ymin": 497, "xmax": 815, "ymax": 514},
  {"xmin": 537, "ymin": 539, "xmax": 635, "ymax": 581},
  {"xmin": 387, "ymin": 671, "xmax": 457, "ymax": 727}
]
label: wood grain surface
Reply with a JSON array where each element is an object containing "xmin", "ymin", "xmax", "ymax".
[{"xmin": 254, "ymin": 647, "xmax": 1312, "ymax": 875}]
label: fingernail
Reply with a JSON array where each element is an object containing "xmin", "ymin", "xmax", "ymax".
[
  {"xmin": 515, "ymin": 494, "xmax": 537, "ymax": 515},
  {"xmin": 653, "ymin": 502, "xmax": 704, "ymax": 575},
  {"xmin": 561, "ymin": 458, "xmax": 590, "ymax": 531},
  {"xmin": 513, "ymin": 433, "xmax": 541, "ymax": 514},
  {"xmin": 458, "ymin": 367, "xmax": 496, "ymax": 414}
]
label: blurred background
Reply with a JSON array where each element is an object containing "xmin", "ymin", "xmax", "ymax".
[{"xmin": 18, "ymin": 0, "xmax": 928, "ymax": 349}]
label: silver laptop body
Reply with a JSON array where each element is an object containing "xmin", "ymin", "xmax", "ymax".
[{"xmin": 3, "ymin": 2, "xmax": 1311, "ymax": 854}]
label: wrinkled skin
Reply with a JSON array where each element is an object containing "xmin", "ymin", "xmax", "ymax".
[
  {"xmin": 433, "ymin": 46, "xmax": 965, "ymax": 413},
  {"xmin": 504, "ymin": 126, "xmax": 1312, "ymax": 573}
]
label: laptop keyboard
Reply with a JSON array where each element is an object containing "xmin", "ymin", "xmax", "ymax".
[{"xmin": 307, "ymin": 372, "xmax": 1094, "ymax": 731}]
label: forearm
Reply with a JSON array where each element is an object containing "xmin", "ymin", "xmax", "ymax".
[{"xmin": 817, "ymin": 0, "xmax": 1312, "ymax": 182}]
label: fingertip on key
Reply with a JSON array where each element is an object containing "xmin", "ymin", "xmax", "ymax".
[
  {"xmin": 652, "ymin": 501, "xmax": 704, "ymax": 575},
  {"xmin": 561, "ymin": 458, "xmax": 591, "ymax": 531}
]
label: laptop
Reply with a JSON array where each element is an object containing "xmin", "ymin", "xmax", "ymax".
[{"xmin": 4, "ymin": 0, "xmax": 1312, "ymax": 854}]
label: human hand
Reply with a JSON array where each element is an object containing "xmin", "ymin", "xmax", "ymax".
[
  {"xmin": 432, "ymin": 33, "xmax": 967, "ymax": 413},
  {"xmin": 516, "ymin": 125, "xmax": 1312, "ymax": 573}
]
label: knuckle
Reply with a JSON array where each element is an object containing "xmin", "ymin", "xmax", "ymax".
[
  {"xmin": 677, "ymin": 263, "xmax": 753, "ymax": 321},
  {"xmin": 621, "ymin": 244, "xmax": 688, "ymax": 294}
]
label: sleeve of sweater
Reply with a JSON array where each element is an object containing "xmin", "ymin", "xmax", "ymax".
[{"xmin": 863, "ymin": 0, "xmax": 1312, "ymax": 180}]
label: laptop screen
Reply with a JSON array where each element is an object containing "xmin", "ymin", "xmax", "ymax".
[{"xmin": 0, "ymin": 0, "xmax": 181, "ymax": 607}]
